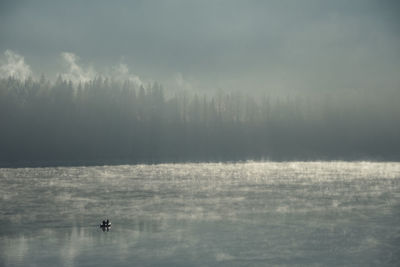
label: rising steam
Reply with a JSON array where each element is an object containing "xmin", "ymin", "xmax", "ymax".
[
  {"xmin": 60, "ymin": 52, "xmax": 96, "ymax": 83},
  {"xmin": 111, "ymin": 63, "xmax": 143, "ymax": 87},
  {"xmin": 0, "ymin": 50, "xmax": 32, "ymax": 80},
  {"xmin": 59, "ymin": 52, "xmax": 144, "ymax": 86}
]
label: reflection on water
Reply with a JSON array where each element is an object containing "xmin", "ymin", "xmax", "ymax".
[
  {"xmin": 1, "ymin": 162, "xmax": 400, "ymax": 266},
  {"xmin": 100, "ymin": 226, "xmax": 110, "ymax": 232},
  {"xmin": 1, "ymin": 218, "xmax": 164, "ymax": 267}
]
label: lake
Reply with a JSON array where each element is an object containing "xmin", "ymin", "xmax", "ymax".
[{"xmin": 1, "ymin": 162, "xmax": 399, "ymax": 266}]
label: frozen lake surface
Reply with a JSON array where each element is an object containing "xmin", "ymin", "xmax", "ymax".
[{"xmin": 1, "ymin": 162, "xmax": 400, "ymax": 266}]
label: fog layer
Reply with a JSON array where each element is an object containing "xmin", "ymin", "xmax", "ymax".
[
  {"xmin": 1, "ymin": 75, "xmax": 399, "ymax": 165},
  {"xmin": 1, "ymin": 0, "xmax": 399, "ymax": 92}
]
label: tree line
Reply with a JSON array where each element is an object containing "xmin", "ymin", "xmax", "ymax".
[{"xmin": 0, "ymin": 75, "xmax": 399, "ymax": 166}]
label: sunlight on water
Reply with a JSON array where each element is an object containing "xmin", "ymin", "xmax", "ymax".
[{"xmin": 0, "ymin": 162, "xmax": 399, "ymax": 266}]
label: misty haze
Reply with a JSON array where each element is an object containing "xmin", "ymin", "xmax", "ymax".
[
  {"xmin": 1, "ymin": 1, "xmax": 399, "ymax": 266},
  {"xmin": 0, "ymin": 73, "xmax": 399, "ymax": 165}
]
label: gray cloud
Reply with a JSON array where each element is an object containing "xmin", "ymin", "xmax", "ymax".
[{"xmin": 0, "ymin": 0, "xmax": 399, "ymax": 92}]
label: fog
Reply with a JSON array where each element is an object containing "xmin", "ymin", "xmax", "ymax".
[
  {"xmin": 0, "ymin": 74, "xmax": 399, "ymax": 165},
  {"xmin": 0, "ymin": 1, "xmax": 399, "ymax": 165},
  {"xmin": 1, "ymin": 0, "xmax": 399, "ymax": 92}
]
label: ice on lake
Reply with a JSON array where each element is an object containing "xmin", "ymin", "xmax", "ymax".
[{"xmin": 1, "ymin": 162, "xmax": 399, "ymax": 266}]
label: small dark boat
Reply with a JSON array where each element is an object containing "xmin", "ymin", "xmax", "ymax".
[
  {"xmin": 100, "ymin": 220, "xmax": 111, "ymax": 229},
  {"xmin": 100, "ymin": 222, "xmax": 111, "ymax": 228}
]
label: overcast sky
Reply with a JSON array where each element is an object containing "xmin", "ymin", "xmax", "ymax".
[{"xmin": 0, "ymin": 0, "xmax": 399, "ymax": 92}]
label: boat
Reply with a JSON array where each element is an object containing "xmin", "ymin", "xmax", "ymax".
[
  {"xmin": 100, "ymin": 220, "xmax": 111, "ymax": 228},
  {"xmin": 100, "ymin": 223, "xmax": 111, "ymax": 227}
]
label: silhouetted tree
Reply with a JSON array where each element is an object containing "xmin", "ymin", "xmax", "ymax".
[{"xmin": 0, "ymin": 75, "xmax": 399, "ymax": 166}]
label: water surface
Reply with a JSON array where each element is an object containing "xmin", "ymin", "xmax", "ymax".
[{"xmin": 1, "ymin": 162, "xmax": 399, "ymax": 266}]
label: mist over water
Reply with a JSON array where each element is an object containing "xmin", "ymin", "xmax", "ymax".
[
  {"xmin": 1, "ymin": 162, "xmax": 399, "ymax": 266},
  {"xmin": 1, "ymin": 1, "xmax": 400, "ymax": 265}
]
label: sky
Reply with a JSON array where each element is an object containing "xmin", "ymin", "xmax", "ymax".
[{"xmin": 0, "ymin": 0, "xmax": 399, "ymax": 92}]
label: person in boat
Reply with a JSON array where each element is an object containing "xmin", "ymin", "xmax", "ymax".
[{"xmin": 106, "ymin": 219, "xmax": 110, "ymax": 226}]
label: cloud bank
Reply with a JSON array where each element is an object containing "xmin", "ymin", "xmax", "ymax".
[{"xmin": 1, "ymin": 1, "xmax": 399, "ymax": 92}]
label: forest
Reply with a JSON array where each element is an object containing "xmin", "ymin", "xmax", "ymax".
[{"xmin": 0, "ymin": 75, "xmax": 399, "ymax": 166}]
